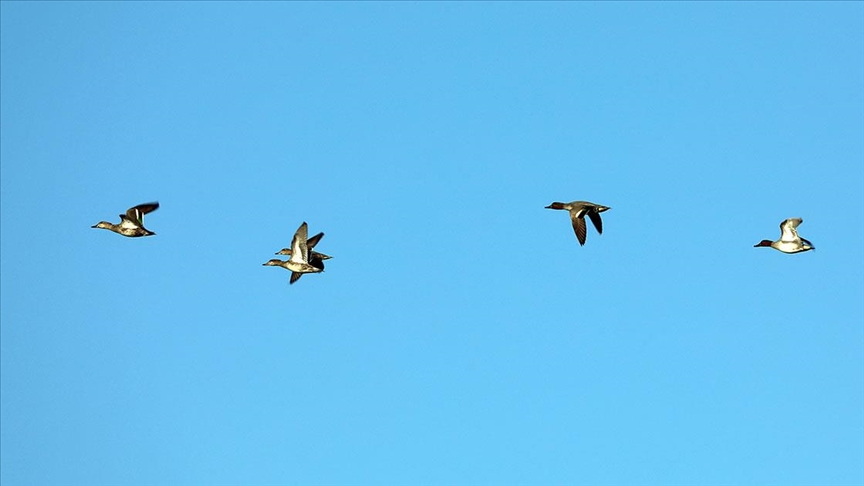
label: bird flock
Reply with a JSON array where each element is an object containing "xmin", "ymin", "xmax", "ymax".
[{"xmin": 92, "ymin": 200, "xmax": 816, "ymax": 285}]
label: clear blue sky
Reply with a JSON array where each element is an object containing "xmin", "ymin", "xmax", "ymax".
[{"xmin": 2, "ymin": 3, "xmax": 863, "ymax": 485}]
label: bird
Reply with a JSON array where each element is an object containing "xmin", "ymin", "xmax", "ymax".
[
  {"xmin": 545, "ymin": 200, "xmax": 611, "ymax": 246},
  {"xmin": 91, "ymin": 202, "xmax": 160, "ymax": 237},
  {"xmin": 754, "ymin": 218, "xmax": 815, "ymax": 253},
  {"xmin": 275, "ymin": 231, "xmax": 332, "ymax": 261},
  {"xmin": 263, "ymin": 222, "xmax": 325, "ymax": 284}
]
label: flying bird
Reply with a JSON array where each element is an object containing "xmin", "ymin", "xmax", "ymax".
[
  {"xmin": 754, "ymin": 218, "xmax": 815, "ymax": 253},
  {"xmin": 91, "ymin": 202, "xmax": 160, "ymax": 237},
  {"xmin": 545, "ymin": 200, "xmax": 611, "ymax": 246}
]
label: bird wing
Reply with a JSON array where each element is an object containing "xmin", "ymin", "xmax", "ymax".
[
  {"xmin": 587, "ymin": 209, "xmax": 604, "ymax": 234},
  {"xmin": 306, "ymin": 232, "xmax": 324, "ymax": 249},
  {"xmin": 779, "ymin": 218, "xmax": 802, "ymax": 242},
  {"xmin": 289, "ymin": 222, "xmax": 310, "ymax": 263},
  {"xmin": 570, "ymin": 212, "xmax": 588, "ymax": 246},
  {"xmin": 126, "ymin": 202, "xmax": 159, "ymax": 225}
]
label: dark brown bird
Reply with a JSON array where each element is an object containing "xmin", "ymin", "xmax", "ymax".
[{"xmin": 545, "ymin": 200, "xmax": 611, "ymax": 246}]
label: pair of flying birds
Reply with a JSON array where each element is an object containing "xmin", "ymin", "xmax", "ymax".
[
  {"xmin": 544, "ymin": 200, "xmax": 814, "ymax": 253},
  {"xmin": 263, "ymin": 222, "xmax": 331, "ymax": 284}
]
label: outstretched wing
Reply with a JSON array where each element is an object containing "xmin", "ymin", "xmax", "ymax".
[
  {"xmin": 126, "ymin": 202, "xmax": 159, "ymax": 226},
  {"xmin": 570, "ymin": 213, "xmax": 588, "ymax": 246},
  {"xmin": 779, "ymin": 218, "xmax": 802, "ymax": 242},
  {"xmin": 289, "ymin": 222, "xmax": 309, "ymax": 263},
  {"xmin": 587, "ymin": 210, "xmax": 604, "ymax": 235},
  {"xmin": 306, "ymin": 232, "xmax": 324, "ymax": 249}
]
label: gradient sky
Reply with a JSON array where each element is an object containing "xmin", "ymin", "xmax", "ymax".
[{"xmin": 2, "ymin": 3, "xmax": 863, "ymax": 486}]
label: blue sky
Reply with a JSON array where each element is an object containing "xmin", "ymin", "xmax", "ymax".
[{"xmin": 1, "ymin": 3, "xmax": 862, "ymax": 485}]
